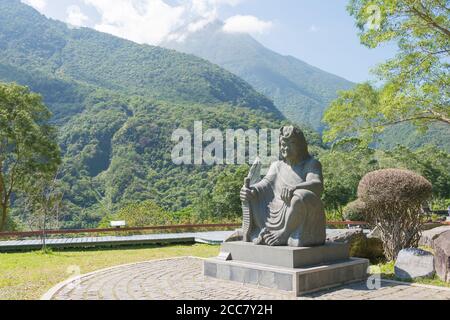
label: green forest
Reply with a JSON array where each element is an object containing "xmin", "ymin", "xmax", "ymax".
[{"xmin": 0, "ymin": 0, "xmax": 448, "ymax": 232}]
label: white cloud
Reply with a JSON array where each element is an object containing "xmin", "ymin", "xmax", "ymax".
[
  {"xmin": 190, "ymin": 0, "xmax": 243, "ymax": 17},
  {"xmin": 22, "ymin": 0, "xmax": 47, "ymax": 11},
  {"xmin": 223, "ymin": 15, "xmax": 273, "ymax": 35},
  {"xmin": 83, "ymin": 0, "xmax": 186, "ymax": 45},
  {"xmin": 82, "ymin": 0, "xmax": 256, "ymax": 45},
  {"xmin": 66, "ymin": 5, "xmax": 89, "ymax": 28}
]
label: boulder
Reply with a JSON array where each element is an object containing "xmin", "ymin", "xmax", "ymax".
[
  {"xmin": 326, "ymin": 228, "xmax": 384, "ymax": 261},
  {"xmin": 434, "ymin": 231, "xmax": 450, "ymax": 283},
  {"xmin": 326, "ymin": 228, "xmax": 364, "ymax": 243},
  {"xmin": 419, "ymin": 226, "xmax": 450, "ymax": 249},
  {"xmin": 394, "ymin": 248, "xmax": 435, "ymax": 280}
]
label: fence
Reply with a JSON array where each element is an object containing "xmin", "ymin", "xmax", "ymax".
[{"xmin": 0, "ymin": 221, "xmax": 370, "ymax": 239}]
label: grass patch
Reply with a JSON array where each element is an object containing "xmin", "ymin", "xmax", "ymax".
[
  {"xmin": 370, "ymin": 260, "xmax": 450, "ymax": 288},
  {"xmin": 0, "ymin": 244, "xmax": 220, "ymax": 300}
]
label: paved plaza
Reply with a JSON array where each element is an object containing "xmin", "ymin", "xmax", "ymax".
[{"xmin": 43, "ymin": 257, "xmax": 450, "ymax": 300}]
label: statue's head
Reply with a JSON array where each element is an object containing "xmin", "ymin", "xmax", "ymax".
[{"xmin": 279, "ymin": 126, "xmax": 309, "ymax": 165}]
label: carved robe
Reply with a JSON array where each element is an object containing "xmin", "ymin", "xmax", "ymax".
[{"xmin": 245, "ymin": 156, "xmax": 326, "ymax": 247}]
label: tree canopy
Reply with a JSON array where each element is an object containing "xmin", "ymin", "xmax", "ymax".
[
  {"xmin": 324, "ymin": 0, "xmax": 449, "ymax": 145},
  {"xmin": 0, "ymin": 82, "xmax": 60, "ymax": 231}
]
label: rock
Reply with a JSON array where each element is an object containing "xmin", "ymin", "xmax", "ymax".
[
  {"xmin": 434, "ymin": 231, "xmax": 450, "ymax": 283},
  {"xmin": 326, "ymin": 228, "xmax": 364, "ymax": 243},
  {"xmin": 326, "ymin": 228, "xmax": 384, "ymax": 261},
  {"xmin": 224, "ymin": 229, "xmax": 243, "ymax": 242},
  {"xmin": 394, "ymin": 248, "xmax": 435, "ymax": 280},
  {"xmin": 349, "ymin": 236, "xmax": 384, "ymax": 261},
  {"xmin": 355, "ymin": 237, "xmax": 385, "ymax": 261},
  {"xmin": 419, "ymin": 226, "xmax": 450, "ymax": 249}
]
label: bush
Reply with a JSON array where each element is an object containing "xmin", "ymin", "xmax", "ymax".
[
  {"xmin": 343, "ymin": 199, "xmax": 367, "ymax": 222},
  {"xmin": 99, "ymin": 200, "xmax": 173, "ymax": 228},
  {"xmin": 357, "ymin": 169, "xmax": 432, "ymax": 260}
]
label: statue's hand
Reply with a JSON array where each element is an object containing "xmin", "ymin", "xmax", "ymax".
[
  {"xmin": 240, "ymin": 186, "xmax": 256, "ymax": 202},
  {"xmin": 281, "ymin": 187, "xmax": 295, "ymax": 205}
]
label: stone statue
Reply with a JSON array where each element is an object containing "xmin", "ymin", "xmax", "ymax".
[{"xmin": 240, "ymin": 126, "xmax": 326, "ymax": 247}]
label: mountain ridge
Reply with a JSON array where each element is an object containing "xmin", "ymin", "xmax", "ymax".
[
  {"xmin": 162, "ymin": 20, "xmax": 355, "ymax": 131},
  {"xmin": 0, "ymin": 0, "xmax": 281, "ymax": 117}
]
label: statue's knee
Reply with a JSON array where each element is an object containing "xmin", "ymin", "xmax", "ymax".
[{"xmin": 291, "ymin": 190, "xmax": 316, "ymax": 209}]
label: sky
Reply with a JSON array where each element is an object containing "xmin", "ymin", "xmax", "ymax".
[{"xmin": 21, "ymin": 0, "xmax": 398, "ymax": 83}]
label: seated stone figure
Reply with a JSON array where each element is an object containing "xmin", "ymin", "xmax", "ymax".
[{"xmin": 240, "ymin": 126, "xmax": 326, "ymax": 247}]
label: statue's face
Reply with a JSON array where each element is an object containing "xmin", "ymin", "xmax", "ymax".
[{"xmin": 280, "ymin": 137, "xmax": 301, "ymax": 164}]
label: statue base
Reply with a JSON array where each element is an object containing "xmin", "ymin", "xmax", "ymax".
[{"xmin": 203, "ymin": 242, "xmax": 369, "ymax": 296}]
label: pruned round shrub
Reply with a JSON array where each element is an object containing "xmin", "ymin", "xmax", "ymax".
[
  {"xmin": 357, "ymin": 169, "xmax": 432, "ymax": 260},
  {"xmin": 358, "ymin": 169, "xmax": 432, "ymax": 208},
  {"xmin": 343, "ymin": 199, "xmax": 367, "ymax": 222}
]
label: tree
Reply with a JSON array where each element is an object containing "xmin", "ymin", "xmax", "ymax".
[
  {"xmin": 191, "ymin": 165, "xmax": 249, "ymax": 223},
  {"xmin": 0, "ymin": 83, "xmax": 60, "ymax": 231},
  {"xmin": 324, "ymin": 0, "xmax": 449, "ymax": 144},
  {"xmin": 379, "ymin": 145, "xmax": 450, "ymax": 199},
  {"xmin": 323, "ymin": 83, "xmax": 381, "ymax": 145},
  {"xmin": 210, "ymin": 165, "xmax": 249, "ymax": 220},
  {"xmin": 319, "ymin": 142, "xmax": 380, "ymax": 211},
  {"xmin": 21, "ymin": 173, "xmax": 64, "ymax": 250},
  {"xmin": 101, "ymin": 200, "xmax": 172, "ymax": 228},
  {"xmin": 357, "ymin": 169, "xmax": 433, "ymax": 260}
]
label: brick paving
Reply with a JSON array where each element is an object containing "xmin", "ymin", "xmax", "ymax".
[{"xmin": 45, "ymin": 257, "xmax": 450, "ymax": 300}]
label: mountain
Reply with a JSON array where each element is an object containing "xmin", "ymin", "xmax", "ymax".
[
  {"xmin": 164, "ymin": 21, "xmax": 450, "ymax": 151},
  {"xmin": 0, "ymin": 0, "xmax": 292, "ymax": 228},
  {"xmin": 162, "ymin": 21, "xmax": 354, "ymax": 131},
  {"xmin": 378, "ymin": 123, "xmax": 450, "ymax": 153},
  {"xmin": 0, "ymin": 0, "xmax": 280, "ymax": 118}
]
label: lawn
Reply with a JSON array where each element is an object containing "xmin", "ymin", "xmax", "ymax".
[{"xmin": 0, "ymin": 244, "xmax": 220, "ymax": 300}]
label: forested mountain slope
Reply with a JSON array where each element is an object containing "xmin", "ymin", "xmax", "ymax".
[{"xmin": 0, "ymin": 0, "xmax": 289, "ymax": 228}]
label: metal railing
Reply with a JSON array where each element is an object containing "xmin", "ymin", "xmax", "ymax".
[
  {"xmin": 0, "ymin": 221, "xmax": 372, "ymax": 239},
  {"xmin": 0, "ymin": 223, "xmax": 241, "ymax": 239}
]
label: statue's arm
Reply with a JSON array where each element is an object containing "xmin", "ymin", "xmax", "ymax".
[
  {"xmin": 293, "ymin": 160, "xmax": 324, "ymax": 196},
  {"xmin": 241, "ymin": 162, "xmax": 277, "ymax": 201},
  {"xmin": 252, "ymin": 161, "xmax": 278, "ymax": 189}
]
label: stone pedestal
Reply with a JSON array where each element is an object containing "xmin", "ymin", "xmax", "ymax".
[{"xmin": 204, "ymin": 242, "xmax": 369, "ymax": 296}]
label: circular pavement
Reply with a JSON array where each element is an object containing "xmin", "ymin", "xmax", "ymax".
[{"xmin": 43, "ymin": 257, "xmax": 450, "ymax": 300}]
